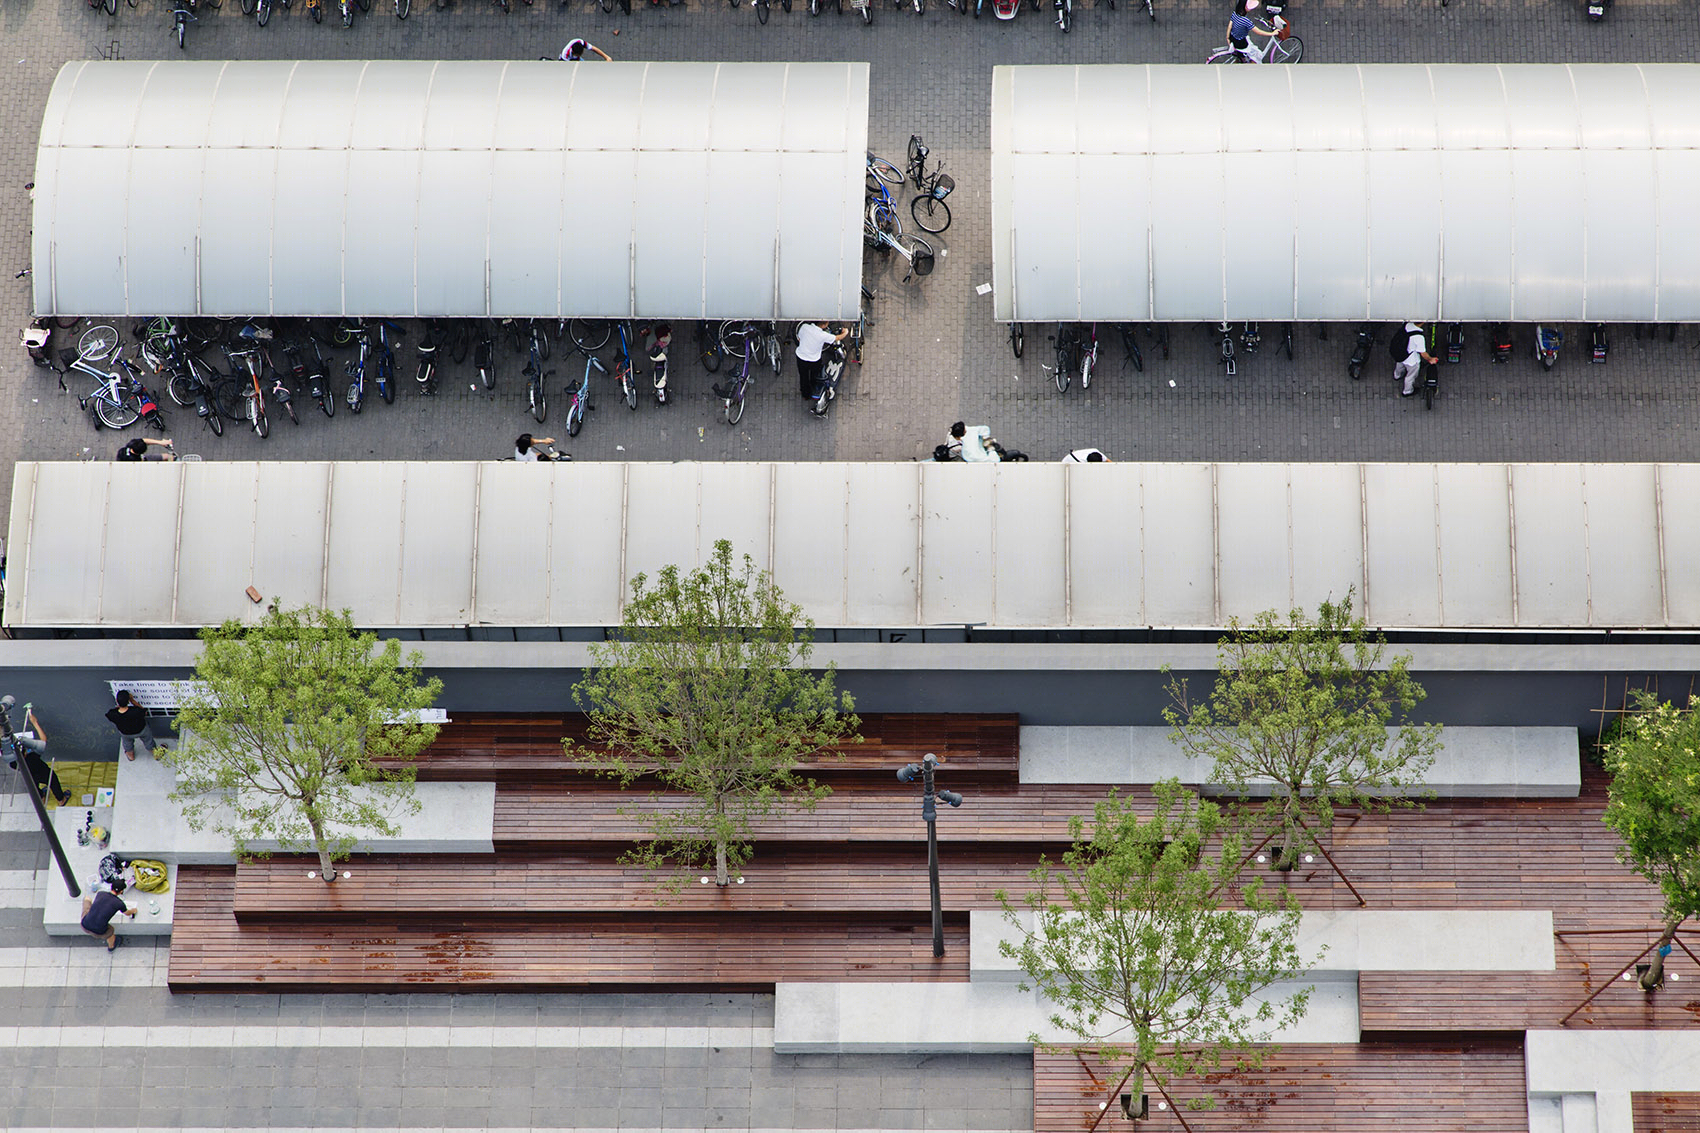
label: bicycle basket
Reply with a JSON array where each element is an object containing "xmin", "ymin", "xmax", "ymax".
[
  {"xmin": 930, "ymin": 174, "xmax": 955, "ymax": 201},
  {"xmin": 912, "ymin": 249, "xmax": 936, "ymax": 277}
]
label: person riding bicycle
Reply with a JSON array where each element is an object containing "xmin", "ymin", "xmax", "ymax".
[
  {"xmin": 1226, "ymin": 0, "xmax": 1277, "ymax": 61},
  {"xmin": 514, "ymin": 434, "xmax": 559, "ymax": 462},
  {"xmin": 558, "ymin": 38, "xmax": 611, "ymax": 61}
]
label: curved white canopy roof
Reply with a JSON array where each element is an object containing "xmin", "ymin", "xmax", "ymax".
[
  {"xmin": 10, "ymin": 460, "xmax": 1700, "ymax": 632},
  {"xmin": 991, "ymin": 64, "xmax": 1700, "ymax": 324},
  {"xmin": 32, "ymin": 60, "xmax": 868, "ymax": 321}
]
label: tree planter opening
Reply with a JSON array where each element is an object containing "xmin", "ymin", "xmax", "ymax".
[{"xmin": 1120, "ymin": 1094, "xmax": 1149, "ymax": 1121}]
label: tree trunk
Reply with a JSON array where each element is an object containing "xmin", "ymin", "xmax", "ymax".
[
  {"xmin": 714, "ymin": 841, "xmax": 730, "ymax": 887},
  {"xmin": 1639, "ymin": 914, "xmax": 1681, "ymax": 991},
  {"xmin": 307, "ymin": 811, "xmax": 338, "ymax": 885},
  {"xmin": 1273, "ymin": 801, "xmax": 1303, "ymax": 870}
]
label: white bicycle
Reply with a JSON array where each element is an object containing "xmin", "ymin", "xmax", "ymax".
[{"xmin": 1206, "ymin": 15, "xmax": 1302, "ymax": 63}]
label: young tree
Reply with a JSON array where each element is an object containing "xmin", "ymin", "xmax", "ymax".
[
  {"xmin": 999, "ymin": 781, "xmax": 1314, "ymax": 1114},
  {"xmin": 1165, "ymin": 590, "xmax": 1440, "ymax": 873},
  {"xmin": 573, "ymin": 539, "xmax": 858, "ymax": 888},
  {"xmin": 1601, "ymin": 691, "xmax": 1700, "ymax": 991},
  {"xmin": 170, "ymin": 605, "xmax": 443, "ymax": 886}
]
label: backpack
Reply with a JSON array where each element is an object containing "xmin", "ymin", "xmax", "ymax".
[
  {"xmin": 131, "ymin": 859, "xmax": 171, "ymax": 894},
  {"xmin": 97, "ymin": 852, "xmax": 129, "ymax": 886},
  {"xmin": 1389, "ymin": 327, "xmax": 1412, "ymax": 363}
]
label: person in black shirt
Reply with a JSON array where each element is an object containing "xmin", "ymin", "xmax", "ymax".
[
  {"xmin": 81, "ymin": 879, "xmax": 137, "ymax": 951},
  {"xmin": 106, "ymin": 690, "xmax": 157, "ymax": 761},
  {"xmin": 115, "ymin": 437, "xmax": 175, "ymax": 462}
]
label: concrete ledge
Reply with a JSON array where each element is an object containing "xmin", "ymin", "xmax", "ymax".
[
  {"xmin": 973, "ymin": 908, "xmax": 1555, "ymax": 978},
  {"xmin": 1019, "ymin": 725, "xmax": 1580, "ymax": 798},
  {"xmin": 42, "ymin": 807, "xmax": 177, "ymax": 937},
  {"xmin": 772, "ymin": 974, "xmax": 1357, "ymax": 1054},
  {"xmin": 111, "ymin": 748, "xmax": 495, "ymax": 864},
  {"xmin": 1526, "ymin": 1030, "xmax": 1700, "ymax": 1094}
]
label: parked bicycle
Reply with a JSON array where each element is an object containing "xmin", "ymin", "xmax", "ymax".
[
  {"xmin": 611, "ymin": 322, "xmax": 638, "ymax": 410},
  {"xmin": 864, "ymin": 201, "xmax": 935, "ymax": 282},
  {"xmin": 714, "ymin": 321, "xmax": 759, "ymax": 425},
  {"xmin": 563, "ymin": 351, "xmax": 604, "ymax": 438},
  {"xmin": 171, "ymin": 0, "xmax": 196, "ymax": 48},
  {"xmin": 906, "ymin": 135, "xmax": 954, "ymax": 235},
  {"xmin": 524, "ymin": 327, "xmax": 551, "ymax": 423}
]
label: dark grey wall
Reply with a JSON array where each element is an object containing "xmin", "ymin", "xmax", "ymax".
[{"xmin": 3, "ymin": 662, "xmax": 1684, "ymax": 764}]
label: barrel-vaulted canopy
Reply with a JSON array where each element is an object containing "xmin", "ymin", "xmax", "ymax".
[
  {"xmin": 11, "ymin": 460, "xmax": 1700, "ymax": 632},
  {"xmin": 991, "ymin": 64, "xmax": 1700, "ymax": 324},
  {"xmin": 32, "ymin": 60, "xmax": 869, "ymax": 321}
]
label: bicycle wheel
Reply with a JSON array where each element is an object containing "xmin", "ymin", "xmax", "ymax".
[
  {"xmin": 1276, "ymin": 35, "xmax": 1303, "ymax": 63},
  {"xmin": 1054, "ymin": 341, "xmax": 1071, "ymax": 393},
  {"xmin": 757, "ymin": 0, "xmax": 768, "ymax": 22},
  {"xmin": 355, "ymin": 0, "xmax": 371, "ymax": 11},
  {"xmin": 781, "ymin": 0, "xmax": 791, "ymax": 10},
  {"xmin": 168, "ymin": 374, "xmax": 198, "ymax": 407},
  {"xmin": 312, "ymin": 0, "xmax": 323, "ymax": 18},
  {"xmin": 567, "ymin": 398, "xmax": 584, "ymax": 437},
  {"xmin": 95, "ymin": 394, "xmax": 141, "ymax": 430},
  {"xmin": 1207, "ymin": 50, "xmax": 1242, "ymax": 63},
  {"xmin": 176, "ymin": 14, "xmax": 186, "ymax": 47},
  {"xmin": 240, "ymin": 0, "xmax": 255, "ymax": 14},
  {"xmin": 213, "ymin": 379, "xmax": 245, "ymax": 422},
  {"xmin": 205, "ymin": 405, "xmax": 225, "ymax": 437},
  {"xmin": 624, "ymin": 372, "xmax": 637, "ymax": 410},
  {"xmin": 1081, "ymin": 350, "xmax": 1093, "ymax": 390},
  {"xmin": 1010, "ymin": 323, "xmax": 1024, "ymax": 359},
  {"xmin": 52, "ymin": 316, "xmax": 82, "ymax": 330},
  {"xmin": 1058, "ymin": 0, "xmax": 1069, "ymax": 29},
  {"xmin": 535, "ymin": 326, "xmax": 550, "ymax": 363},
  {"xmin": 569, "ymin": 319, "xmax": 611, "ymax": 354},
  {"xmin": 103, "ymin": 0, "xmax": 117, "ymax": 14},
  {"xmin": 348, "ymin": 383, "xmax": 364, "ymax": 414},
  {"xmin": 452, "ymin": 325, "xmax": 471, "ymax": 365},
  {"xmin": 867, "ymin": 155, "xmax": 904, "ymax": 187},
  {"xmin": 321, "ymin": 388, "xmax": 335, "ymax": 418},
  {"xmin": 257, "ymin": 0, "xmax": 271, "ymax": 23},
  {"xmin": 530, "ymin": 378, "xmax": 547, "ymax": 423},
  {"xmin": 380, "ymin": 369, "xmax": 396, "ymax": 404},
  {"xmin": 1424, "ymin": 380, "xmax": 1436, "ymax": 411},
  {"xmin": 253, "ymin": 405, "xmax": 270, "ymax": 439},
  {"xmin": 79, "ymin": 325, "xmax": 119, "ymax": 361},
  {"xmin": 858, "ymin": 0, "xmax": 869, "ymax": 20},
  {"xmin": 726, "ymin": 389, "xmax": 744, "ymax": 425},
  {"xmin": 719, "ymin": 322, "xmax": 753, "ymax": 358},
  {"xmin": 397, "ymin": 0, "xmax": 410, "ymax": 16},
  {"xmin": 907, "ymin": 136, "xmax": 924, "ymax": 181},
  {"xmin": 910, "ymin": 195, "xmax": 951, "ymax": 235}
]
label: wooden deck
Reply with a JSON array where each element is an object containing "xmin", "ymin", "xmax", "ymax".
[
  {"xmin": 1634, "ymin": 1094, "xmax": 1700, "ymax": 1133},
  {"xmin": 170, "ymin": 866, "xmax": 970, "ymax": 992},
  {"xmin": 1034, "ymin": 1040, "xmax": 1528, "ymax": 1132},
  {"xmin": 400, "ymin": 712, "xmax": 1021, "ymax": 783}
]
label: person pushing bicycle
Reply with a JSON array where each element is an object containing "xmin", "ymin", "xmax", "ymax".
[
  {"xmin": 1226, "ymin": 0, "xmax": 1277, "ymax": 61},
  {"xmin": 558, "ymin": 38, "xmax": 611, "ymax": 61}
]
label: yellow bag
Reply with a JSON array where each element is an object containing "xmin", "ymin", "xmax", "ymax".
[{"xmin": 131, "ymin": 859, "xmax": 170, "ymax": 894}]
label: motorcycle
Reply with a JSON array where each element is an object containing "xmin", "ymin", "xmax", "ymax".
[
  {"xmin": 1347, "ymin": 324, "xmax": 1372, "ymax": 380},
  {"xmin": 1586, "ymin": 0, "xmax": 1609, "ymax": 20},
  {"xmin": 415, "ymin": 331, "xmax": 439, "ymax": 396},
  {"xmin": 1489, "ymin": 323, "xmax": 1513, "ymax": 363},
  {"xmin": 1590, "ymin": 324, "xmax": 1608, "ymax": 364},
  {"xmin": 1444, "ymin": 323, "xmax": 1464, "ymax": 365},
  {"xmin": 1535, "ymin": 324, "xmax": 1563, "ymax": 371},
  {"xmin": 990, "ymin": 0, "xmax": 1016, "ymax": 17}
]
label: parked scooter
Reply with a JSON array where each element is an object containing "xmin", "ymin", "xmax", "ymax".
[
  {"xmin": 20, "ymin": 320, "xmax": 53, "ymax": 371},
  {"xmin": 414, "ymin": 331, "xmax": 439, "ymax": 396},
  {"xmin": 1445, "ymin": 323, "xmax": 1464, "ymax": 365},
  {"xmin": 647, "ymin": 323, "xmax": 672, "ymax": 406},
  {"xmin": 1590, "ymin": 324, "xmax": 1608, "ymax": 364},
  {"xmin": 1489, "ymin": 323, "xmax": 1513, "ymax": 363},
  {"xmin": 990, "ymin": 0, "xmax": 1017, "ymax": 18},
  {"xmin": 1586, "ymin": 0, "xmax": 1609, "ymax": 21},
  {"xmin": 1535, "ymin": 324, "xmax": 1563, "ymax": 371},
  {"xmin": 1347, "ymin": 324, "xmax": 1372, "ymax": 380}
]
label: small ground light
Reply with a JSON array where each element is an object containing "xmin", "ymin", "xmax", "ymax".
[{"xmin": 1304, "ymin": 855, "xmax": 1315, "ymax": 864}]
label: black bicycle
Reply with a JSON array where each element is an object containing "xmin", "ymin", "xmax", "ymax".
[{"xmin": 905, "ymin": 135, "xmax": 954, "ymax": 235}]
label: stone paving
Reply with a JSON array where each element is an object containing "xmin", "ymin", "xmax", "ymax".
[{"xmin": 1, "ymin": 0, "xmax": 1697, "ymax": 1128}]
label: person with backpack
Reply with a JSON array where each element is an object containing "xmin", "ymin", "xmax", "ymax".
[{"xmin": 1393, "ymin": 321, "xmax": 1439, "ymax": 397}]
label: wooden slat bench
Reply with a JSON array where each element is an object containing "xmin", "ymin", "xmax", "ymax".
[
  {"xmin": 1633, "ymin": 1093, "xmax": 1700, "ymax": 1133},
  {"xmin": 491, "ymin": 781, "xmax": 1130, "ymax": 846},
  {"xmin": 1035, "ymin": 1040, "xmax": 1527, "ymax": 1133},
  {"xmin": 394, "ymin": 712, "xmax": 1020, "ymax": 784},
  {"xmin": 230, "ymin": 846, "xmax": 1048, "ymax": 922},
  {"xmin": 170, "ymin": 866, "xmax": 969, "ymax": 992}
]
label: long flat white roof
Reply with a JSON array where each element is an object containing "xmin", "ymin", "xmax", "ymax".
[
  {"xmin": 991, "ymin": 64, "xmax": 1700, "ymax": 323},
  {"xmin": 9, "ymin": 461, "xmax": 1698, "ymax": 631},
  {"xmin": 31, "ymin": 60, "xmax": 869, "ymax": 321}
]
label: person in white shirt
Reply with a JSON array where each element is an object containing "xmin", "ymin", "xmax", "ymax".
[
  {"xmin": 794, "ymin": 322, "xmax": 849, "ymax": 400},
  {"xmin": 1395, "ymin": 321, "xmax": 1439, "ymax": 397},
  {"xmin": 558, "ymin": 38, "xmax": 611, "ymax": 61},
  {"xmin": 1062, "ymin": 448, "xmax": 1108, "ymax": 463}
]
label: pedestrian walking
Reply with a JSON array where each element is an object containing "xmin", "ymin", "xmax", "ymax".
[{"xmin": 105, "ymin": 690, "xmax": 157, "ymax": 761}]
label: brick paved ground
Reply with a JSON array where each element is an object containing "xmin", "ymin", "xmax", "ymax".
[{"xmin": 2, "ymin": 0, "xmax": 1698, "ymax": 535}]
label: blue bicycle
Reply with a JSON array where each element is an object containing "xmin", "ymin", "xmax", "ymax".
[
  {"xmin": 374, "ymin": 320, "xmax": 403, "ymax": 404},
  {"xmin": 564, "ymin": 351, "xmax": 605, "ymax": 437},
  {"xmin": 612, "ymin": 322, "xmax": 638, "ymax": 411}
]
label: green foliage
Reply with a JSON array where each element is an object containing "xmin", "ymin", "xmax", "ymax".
[
  {"xmin": 170, "ymin": 605, "xmax": 442, "ymax": 883},
  {"xmin": 573, "ymin": 539, "xmax": 858, "ymax": 889},
  {"xmin": 998, "ymin": 780, "xmax": 1314, "ymax": 1107},
  {"xmin": 1601, "ymin": 691, "xmax": 1700, "ymax": 936},
  {"xmin": 1164, "ymin": 589, "xmax": 1440, "ymax": 870}
]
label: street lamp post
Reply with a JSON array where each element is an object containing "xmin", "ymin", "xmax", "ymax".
[
  {"xmin": 897, "ymin": 752, "xmax": 962, "ymax": 959},
  {"xmin": 0, "ymin": 696, "xmax": 79, "ymax": 898}
]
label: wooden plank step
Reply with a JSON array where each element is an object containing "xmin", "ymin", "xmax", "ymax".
[{"xmin": 231, "ymin": 846, "xmax": 1048, "ymax": 921}]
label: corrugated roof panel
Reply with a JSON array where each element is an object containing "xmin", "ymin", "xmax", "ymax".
[
  {"xmin": 773, "ymin": 464, "xmax": 851, "ymax": 626},
  {"xmin": 103, "ymin": 465, "xmax": 181, "ymax": 625},
  {"xmin": 251, "ymin": 463, "xmax": 331, "ymax": 618},
  {"xmin": 1582, "ymin": 464, "xmax": 1663, "ymax": 628},
  {"xmin": 1501, "ymin": 65, "xmax": 1580, "ymax": 151},
  {"xmin": 1642, "ymin": 65, "xmax": 1700, "ymax": 150},
  {"xmin": 348, "ymin": 62, "xmax": 432, "ymax": 150},
  {"xmin": 324, "ymin": 463, "xmax": 407, "ymax": 623},
  {"xmin": 919, "ymin": 465, "xmax": 998, "ymax": 627},
  {"xmin": 418, "ymin": 62, "xmax": 504, "ymax": 151},
  {"xmin": 1222, "ymin": 151, "xmax": 1297, "ymax": 321},
  {"xmin": 199, "ymin": 149, "xmax": 275, "ymax": 317},
  {"xmin": 1216, "ymin": 463, "xmax": 1292, "ymax": 619},
  {"xmin": 544, "ymin": 464, "xmax": 626, "ymax": 627},
  {"xmin": 398, "ymin": 465, "xmax": 478, "ymax": 626},
  {"xmin": 1149, "ymin": 154, "xmax": 1225, "ymax": 322},
  {"xmin": 1658, "ymin": 463, "xmax": 1700, "ymax": 625},
  {"xmin": 1654, "ymin": 150, "xmax": 1700, "ymax": 321},
  {"xmin": 622, "ymin": 464, "xmax": 702, "ymax": 589},
  {"xmin": 1510, "ymin": 464, "xmax": 1590, "ymax": 626},
  {"xmin": 1288, "ymin": 66, "xmax": 1365, "ymax": 152},
  {"xmin": 1511, "ymin": 150, "xmax": 1587, "ymax": 319},
  {"xmin": 416, "ymin": 150, "xmax": 492, "ymax": 317},
  {"xmin": 345, "ymin": 149, "xmax": 421, "ymax": 315},
  {"xmin": 1366, "ymin": 150, "xmax": 1443, "ymax": 320},
  {"xmin": 1430, "ymin": 65, "xmax": 1510, "ymax": 150},
  {"xmin": 1008, "ymin": 153, "xmax": 1081, "ymax": 322},
  {"xmin": 1141, "ymin": 464, "xmax": 1215, "ymax": 627},
  {"xmin": 271, "ymin": 150, "xmax": 348, "ymax": 316},
  {"xmin": 471, "ymin": 464, "xmax": 553, "ymax": 627},
  {"xmin": 174, "ymin": 463, "xmax": 261, "ymax": 627},
  {"xmin": 1359, "ymin": 65, "xmax": 1439, "ymax": 152},
  {"xmin": 1434, "ymin": 464, "xmax": 1513, "ymax": 627},
  {"xmin": 993, "ymin": 465, "xmax": 1065, "ymax": 627},
  {"xmin": 1293, "ymin": 150, "xmax": 1370, "ymax": 319},
  {"xmin": 845, "ymin": 463, "xmax": 919, "ymax": 627},
  {"xmin": 1439, "ymin": 150, "xmax": 1515, "ymax": 321},
  {"xmin": 1288, "ymin": 462, "xmax": 1363, "ymax": 614},
  {"xmin": 1362, "ymin": 464, "xmax": 1441, "ymax": 627},
  {"xmin": 697, "ymin": 463, "xmax": 774, "ymax": 576},
  {"xmin": 1067, "ymin": 466, "xmax": 1143, "ymax": 626},
  {"xmin": 13, "ymin": 464, "xmax": 105, "ymax": 626},
  {"xmin": 1582, "ymin": 150, "xmax": 1659, "ymax": 322}
]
